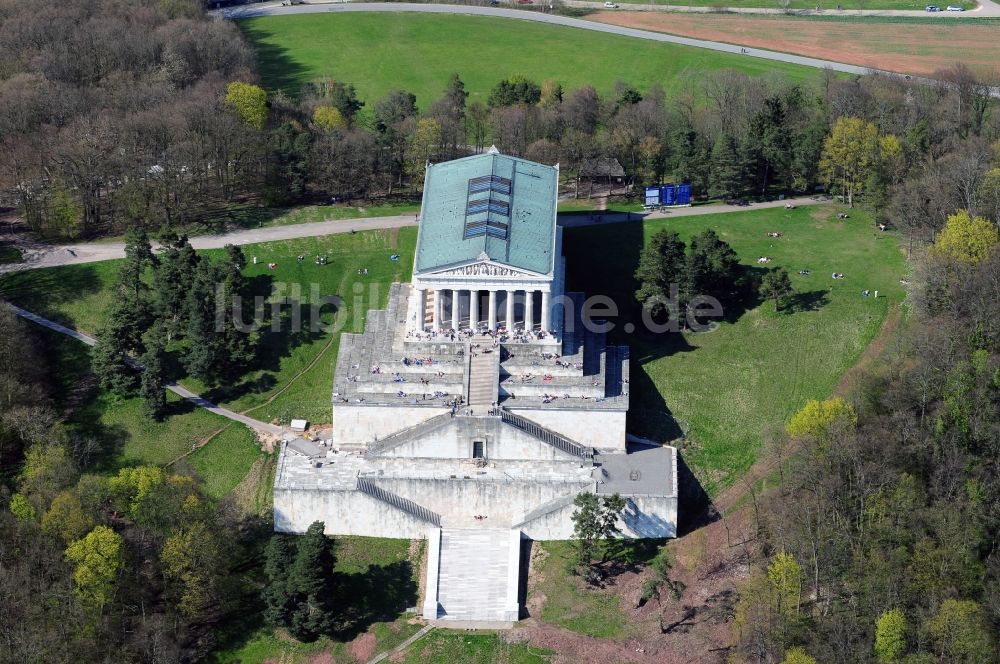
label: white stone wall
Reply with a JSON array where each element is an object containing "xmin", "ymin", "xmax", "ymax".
[
  {"xmin": 275, "ymin": 484, "xmax": 676, "ymax": 541},
  {"xmin": 517, "ymin": 494, "xmax": 678, "ymax": 540},
  {"xmin": 621, "ymin": 495, "xmax": 678, "ymax": 538},
  {"xmin": 331, "ymin": 404, "xmax": 448, "ymax": 447},
  {"xmin": 379, "ymin": 418, "xmax": 581, "ymax": 462},
  {"xmin": 273, "ymin": 487, "xmax": 432, "ymax": 538},
  {"xmin": 508, "ymin": 408, "xmax": 627, "ymax": 452},
  {"xmin": 371, "ymin": 477, "xmax": 591, "ymax": 525}
]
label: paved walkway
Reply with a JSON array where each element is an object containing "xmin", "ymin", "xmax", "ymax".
[
  {"xmin": 367, "ymin": 624, "xmax": 435, "ymax": 664},
  {"xmin": 9, "ymin": 304, "xmax": 283, "ymax": 435},
  {"xmin": 1, "ymin": 196, "xmax": 823, "ymax": 273}
]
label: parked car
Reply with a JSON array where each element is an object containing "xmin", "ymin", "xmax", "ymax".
[
  {"xmin": 604, "ymin": 1, "xmax": 620, "ymax": 6},
  {"xmin": 924, "ymin": 4, "xmax": 940, "ymax": 10},
  {"xmin": 946, "ymin": 4, "xmax": 964, "ymax": 9}
]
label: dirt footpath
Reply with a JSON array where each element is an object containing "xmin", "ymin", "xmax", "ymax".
[{"xmin": 592, "ymin": 12, "xmax": 1000, "ymax": 76}]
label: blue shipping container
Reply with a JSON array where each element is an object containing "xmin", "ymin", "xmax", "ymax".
[
  {"xmin": 644, "ymin": 186, "xmax": 661, "ymax": 206},
  {"xmin": 676, "ymin": 183, "xmax": 692, "ymax": 205},
  {"xmin": 661, "ymin": 184, "xmax": 676, "ymax": 206}
]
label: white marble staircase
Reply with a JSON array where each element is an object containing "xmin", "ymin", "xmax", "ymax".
[{"xmin": 423, "ymin": 527, "xmax": 521, "ymax": 624}]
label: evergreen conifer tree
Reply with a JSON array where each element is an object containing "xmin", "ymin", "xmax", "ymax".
[
  {"xmin": 286, "ymin": 521, "xmax": 337, "ymax": 641},
  {"xmin": 154, "ymin": 233, "xmax": 200, "ymax": 342},
  {"xmin": 263, "ymin": 533, "xmax": 297, "ymax": 627},
  {"xmin": 709, "ymin": 133, "xmax": 743, "ymax": 201},
  {"xmin": 139, "ymin": 324, "xmax": 169, "ymax": 420},
  {"xmin": 184, "ymin": 259, "xmax": 223, "ymax": 383}
]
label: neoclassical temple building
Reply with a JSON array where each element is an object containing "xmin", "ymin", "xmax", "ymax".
[
  {"xmin": 274, "ymin": 149, "xmax": 678, "ymax": 625},
  {"xmin": 408, "ymin": 149, "xmax": 564, "ymax": 343}
]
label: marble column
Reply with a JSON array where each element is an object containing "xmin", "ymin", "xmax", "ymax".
[
  {"xmin": 524, "ymin": 290, "xmax": 534, "ymax": 331},
  {"xmin": 414, "ymin": 288, "xmax": 425, "ymax": 330},
  {"xmin": 433, "ymin": 289, "xmax": 442, "ymax": 330},
  {"xmin": 450, "ymin": 289, "xmax": 460, "ymax": 331},
  {"xmin": 505, "ymin": 290, "xmax": 515, "ymax": 330},
  {"xmin": 540, "ymin": 290, "xmax": 550, "ymax": 332},
  {"xmin": 487, "ymin": 290, "xmax": 497, "ymax": 330},
  {"xmin": 469, "ymin": 289, "xmax": 479, "ymax": 329}
]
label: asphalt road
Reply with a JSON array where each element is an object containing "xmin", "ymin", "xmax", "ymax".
[
  {"xmin": 9, "ymin": 305, "xmax": 282, "ymax": 434},
  {"xmin": 2, "ymin": 196, "xmax": 824, "ymax": 272}
]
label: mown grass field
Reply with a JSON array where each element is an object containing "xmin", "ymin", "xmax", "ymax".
[
  {"xmin": 563, "ymin": 204, "xmax": 906, "ymax": 495},
  {"xmin": 237, "ymin": 12, "xmax": 821, "ymax": 104}
]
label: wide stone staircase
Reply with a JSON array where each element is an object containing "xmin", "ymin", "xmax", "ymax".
[
  {"xmin": 430, "ymin": 528, "xmax": 519, "ymax": 623},
  {"xmin": 466, "ymin": 339, "xmax": 499, "ymax": 407}
]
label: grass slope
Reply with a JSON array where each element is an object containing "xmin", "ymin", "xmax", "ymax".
[
  {"xmin": 533, "ymin": 541, "xmax": 632, "ymax": 639},
  {"xmin": 563, "ymin": 204, "xmax": 905, "ymax": 494},
  {"xmin": 237, "ymin": 12, "xmax": 819, "ymax": 103}
]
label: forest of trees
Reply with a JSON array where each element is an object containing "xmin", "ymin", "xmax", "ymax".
[
  {"xmin": 0, "ymin": 302, "xmax": 257, "ymax": 662},
  {"xmin": 5, "ymin": 2, "xmax": 999, "ymax": 243}
]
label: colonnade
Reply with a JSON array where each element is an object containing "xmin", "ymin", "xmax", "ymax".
[{"xmin": 414, "ymin": 288, "xmax": 550, "ymax": 333}]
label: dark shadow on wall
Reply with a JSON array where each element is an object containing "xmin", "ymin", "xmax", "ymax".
[{"xmin": 676, "ymin": 452, "xmax": 716, "ymax": 537}]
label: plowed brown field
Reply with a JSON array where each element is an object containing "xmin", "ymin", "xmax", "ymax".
[{"xmin": 592, "ymin": 13, "xmax": 1000, "ymax": 76}]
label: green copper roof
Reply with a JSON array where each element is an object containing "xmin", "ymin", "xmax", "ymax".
[{"xmin": 414, "ymin": 152, "xmax": 558, "ymax": 276}]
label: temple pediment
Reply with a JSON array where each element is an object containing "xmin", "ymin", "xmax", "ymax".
[{"xmin": 425, "ymin": 260, "xmax": 544, "ymax": 279}]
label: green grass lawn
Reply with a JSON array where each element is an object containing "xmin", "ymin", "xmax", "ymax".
[
  {"xmin": 187, "ymin": 425, "xmax": 266, "ymax": 500},
  {"xmin": 245, "ymin": 201, "xmax": 421, "ymax": 228},
  {"xmin": 38, "ymin": 328, "xmax": 237, "ymax": 469},
  {"xmin": 531, "ymin": 540, "xmax": 632, "ymax": 639},
  {"xmin": 237, "ymin": 13, "xmax": 820, "ymax": 103},
  {"xmin": 334, "ymin": 536, "xmax": 415, "ymax": 574},
  {"xmin": 563, "ymin": 204, "xmax": 906, "ymax": 495},
  {"xmin": 401, "ymin": 631, "xmax": 552, "ymax": 664}
]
